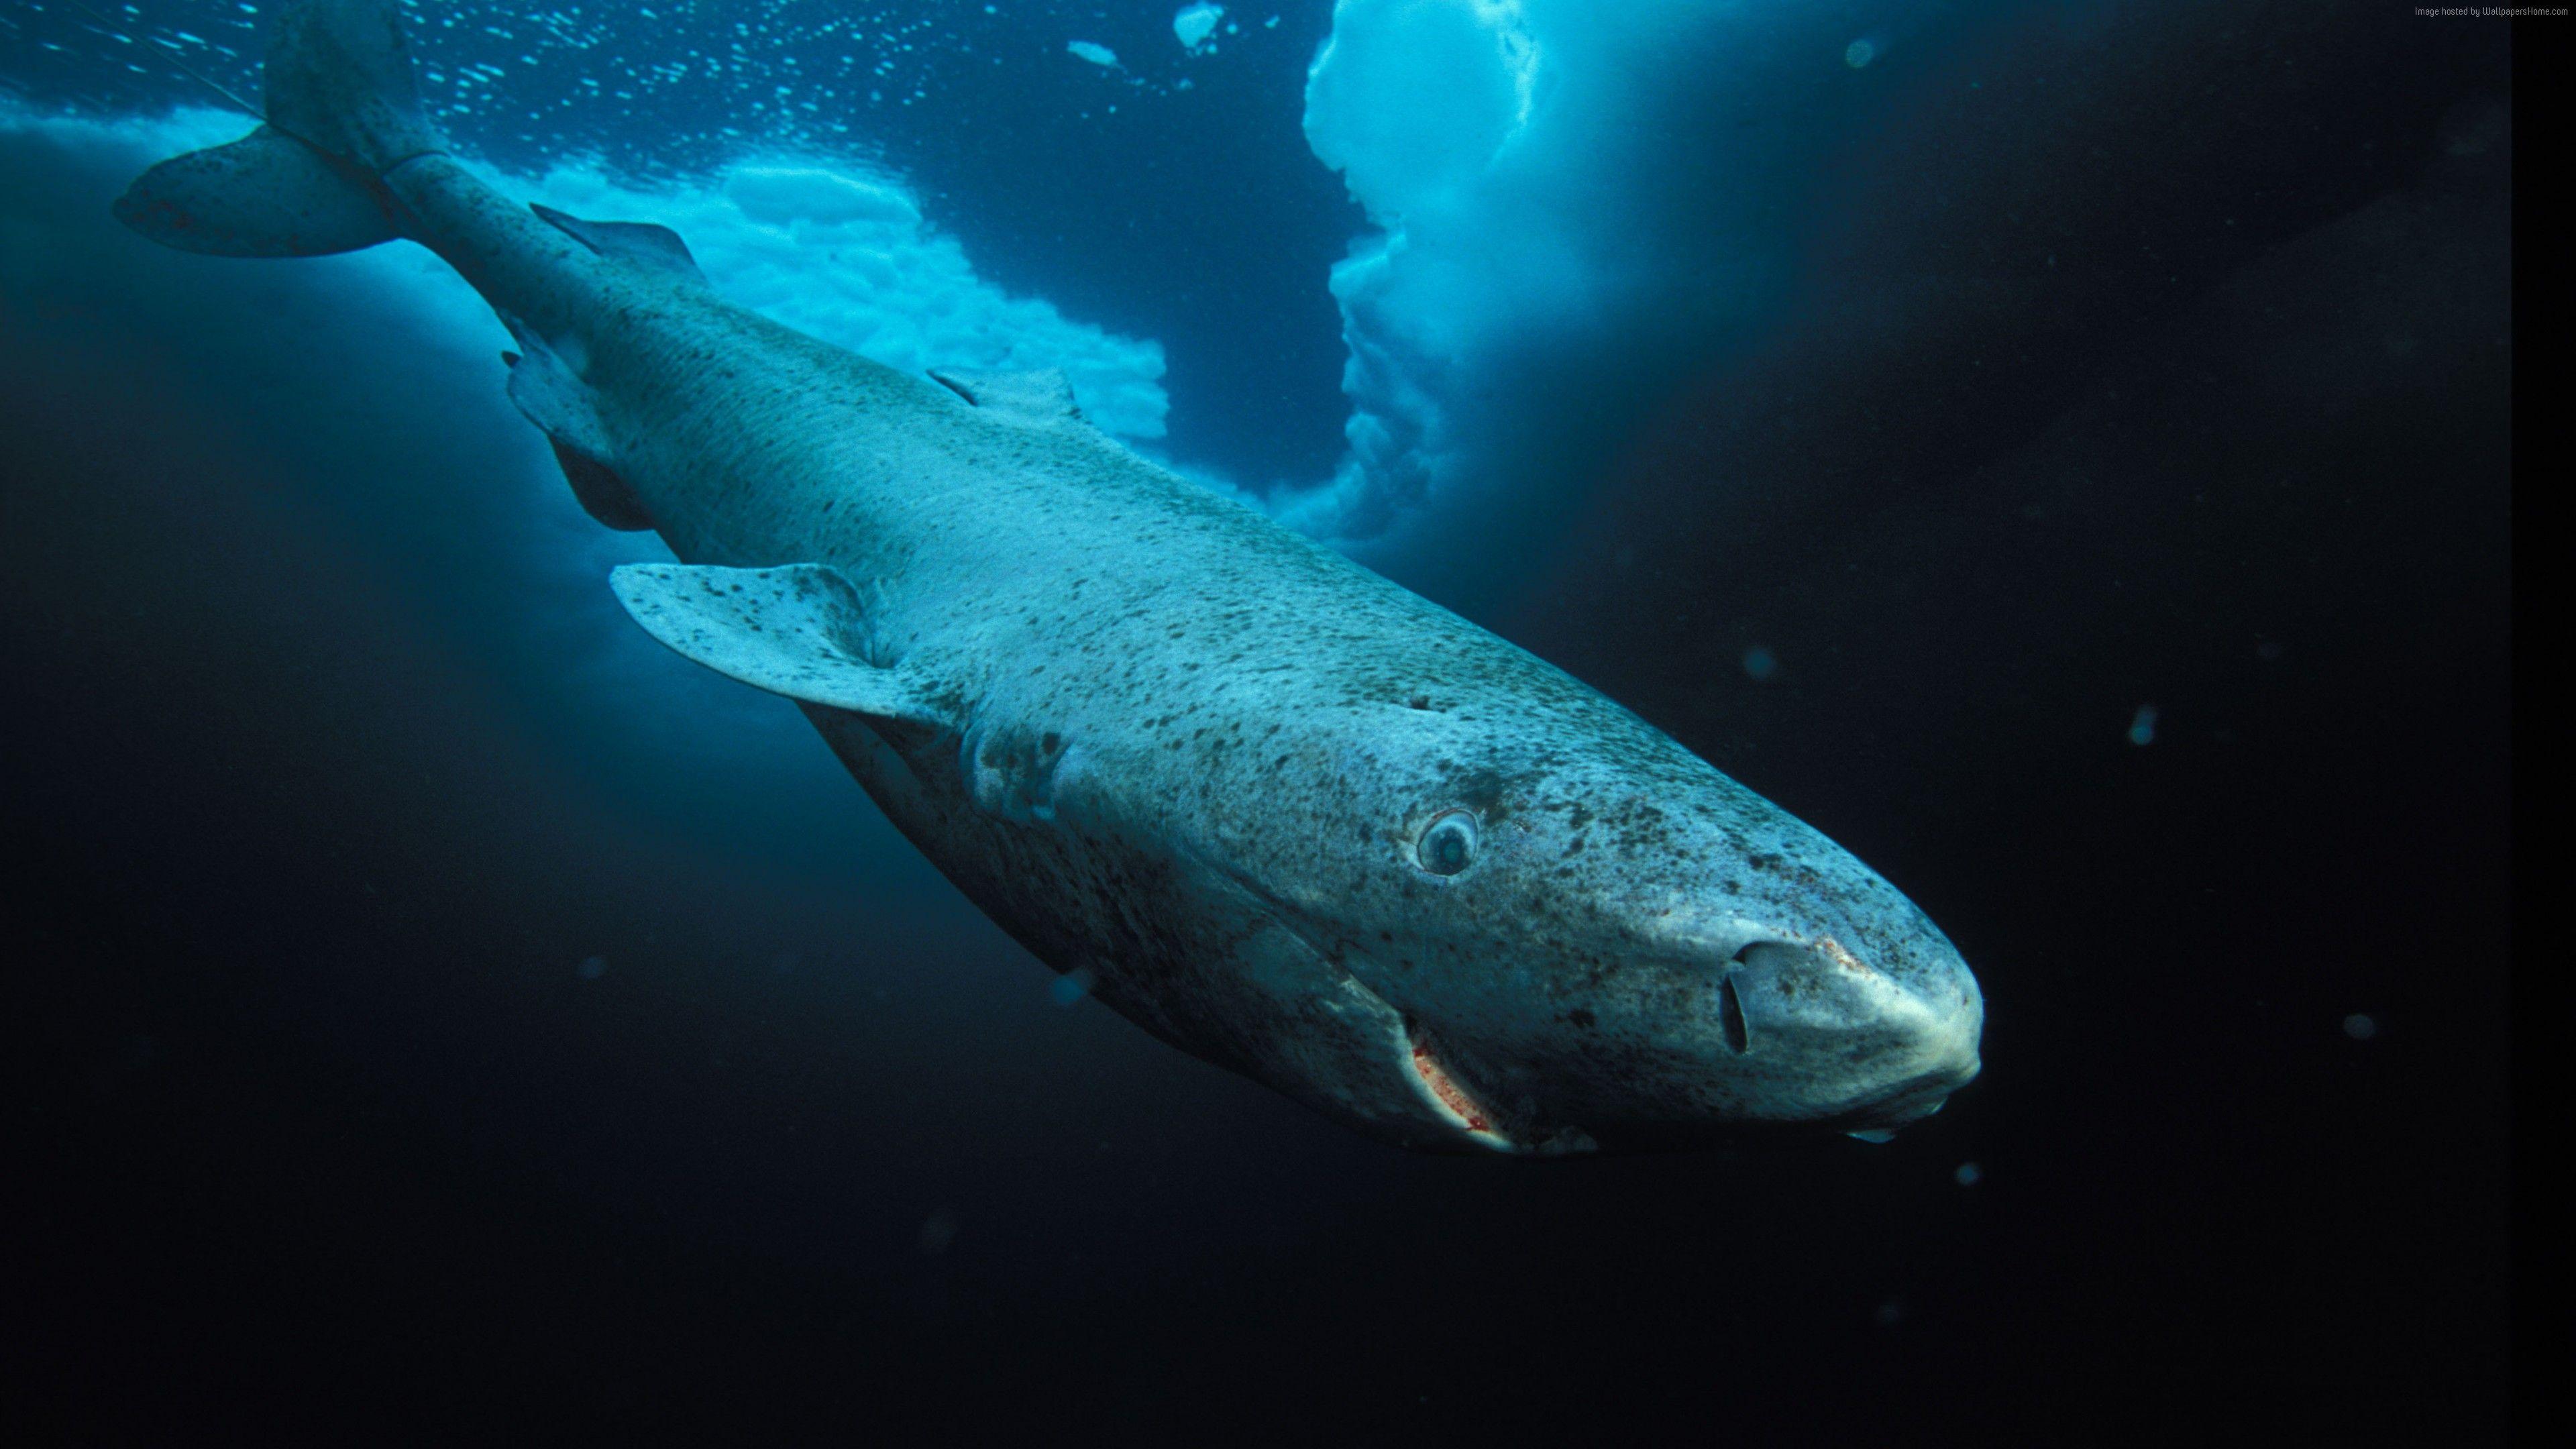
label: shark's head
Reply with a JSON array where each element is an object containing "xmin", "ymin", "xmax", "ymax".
[{"xmin": 1167, "ymin": 678, "xmax": 1984, "ymax": 1155}]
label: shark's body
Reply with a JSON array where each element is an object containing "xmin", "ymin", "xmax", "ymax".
[{"xmin": 117, "ymin": 1, "xmax": 1982, "ymax": 1153}]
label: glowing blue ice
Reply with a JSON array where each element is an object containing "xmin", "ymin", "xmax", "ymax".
[
  {"xmin": 724, "ymin": 164, "xmax": 920, "ymax": 228},
  {"xmin": 1175, "ymin": 5, "xmax": 1226, "ymax": 53}
]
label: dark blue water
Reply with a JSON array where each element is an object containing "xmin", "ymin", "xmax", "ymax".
[{"xmin": 1, "ymin": 2, "xmax": 2516, "ymax": 1441}]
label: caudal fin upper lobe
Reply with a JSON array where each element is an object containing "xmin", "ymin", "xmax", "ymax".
[{"xmin": 114, "ymin": 1, "xmax": 441, "ymax": 258}]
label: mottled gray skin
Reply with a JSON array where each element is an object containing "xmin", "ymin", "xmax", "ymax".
[{"xmin": 120, "ymin": 1, "xmax": 1981, "ymax": 1154}]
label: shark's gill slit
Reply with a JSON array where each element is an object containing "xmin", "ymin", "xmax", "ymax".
[{"xmin": 1717, "ymin": 971, "xmax": 1752, "ymax": 1054}]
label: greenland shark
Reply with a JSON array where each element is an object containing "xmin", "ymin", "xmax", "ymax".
[{"xmin": 113, "ymin": 1, "xmax": 1981, "ymax": 1154}]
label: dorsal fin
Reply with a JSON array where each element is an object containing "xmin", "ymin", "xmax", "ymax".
[
  {"xmin": 531, "ymin": 203, "xmax": 705, "ymax": 284},
  {"xmin": 928, "ymin": 368, "xmax": 1083, "ymax": 425}
]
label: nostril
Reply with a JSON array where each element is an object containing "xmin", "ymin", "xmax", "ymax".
[
  {"xmin": 1721, "ymin": 940, "xmax": 1804, "ymax": 1050},
  {"xmin": 1716, "ymin": 971, "xmax": 1751, "ymax": 1053}
]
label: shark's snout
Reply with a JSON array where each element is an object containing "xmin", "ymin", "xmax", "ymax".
[{"xmin": 1723, "ymin": 936, "xmax": 1983, "ymax": 1132}]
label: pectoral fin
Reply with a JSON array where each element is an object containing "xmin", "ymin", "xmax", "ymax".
[
  {"xmin": 609, "ymin": 563, "xmax": 955, "ymax": 729},
  {"xmin": 503, "ymin": 323, "xmax": 651, "ymax": 531}
]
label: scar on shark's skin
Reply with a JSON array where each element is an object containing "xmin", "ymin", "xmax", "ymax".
[{"xmin": 113, "ymin": 0, "xmax": 1984, "ymax": 1154}]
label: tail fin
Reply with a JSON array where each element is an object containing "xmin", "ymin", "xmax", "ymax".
[{"xmin": 113, "ymin": 1, "xmax": 443, "ymax": 258}]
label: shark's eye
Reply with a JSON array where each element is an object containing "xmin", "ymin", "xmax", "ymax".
[{"xmin": 1416, "ymin": 810, "xmax": 1479, "ymax": 876}]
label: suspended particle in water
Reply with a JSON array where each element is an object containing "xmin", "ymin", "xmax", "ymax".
[
  {"xmin": 1174, "ymin": 3, "xmax": 1224, "ymax": 54},
  {"xmin": 2343, "ymin": 1013, "xmax": 2379, "ymax": 1041},
  {"xmin": 1954, "ymin": 1161, "xmax": 1983, "ymax": 1187},
  {"xmin": 1845, "ymin": 38, "xmax": 1878, "ymax": 68},
  {"xmin": 2127, "ymin": 704, "xmax": 2158, "ymax": 746},
  {"xmin": 1051, "ymin": 966, "xmax": 1097, "ymax": 1007},
  {"xmin": 1741, "ymin": 645, "xmax": 1779, "ymax": 682},
  {"xmin": 918, "ymin": 1210, "xmax": 960, "ymax": 1255},
  {"xmin": 575, "ymin": 954, "xmax": 608, "ymax": 980}
]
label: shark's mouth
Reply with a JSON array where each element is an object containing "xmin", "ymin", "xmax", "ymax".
[
  {"xmin": 1191, "ymin": 850, "xmax": 1566, "ymax": 1154},
  {"xmin": 1403, "ymin": 1022, "xmax": 1515, "ymax": 1150}
]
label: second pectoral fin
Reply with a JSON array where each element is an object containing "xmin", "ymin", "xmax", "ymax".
[
  {"xmin": 502, "ymin": 323, "xmax": 651, "ymax": 531},
  {"xmin": 609, "ymin": 563, "xmax": 958, "ymax": 730}
]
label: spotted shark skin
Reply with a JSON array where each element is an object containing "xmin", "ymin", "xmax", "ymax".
[{"xmin": 115, "ymin": 1, "xmax": 1982, "ymax": 1153}]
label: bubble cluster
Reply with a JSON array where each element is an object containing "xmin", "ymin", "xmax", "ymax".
[{"xmin": 3, "ymin": 1, "xmax": 1284, "ymax": 179}]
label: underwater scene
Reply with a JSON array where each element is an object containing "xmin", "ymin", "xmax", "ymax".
[{"xmin": 1, "ymin": 1, "xmax": 2514, "ymax": 1441}]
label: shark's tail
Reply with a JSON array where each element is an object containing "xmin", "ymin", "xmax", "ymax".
[{"xmin": 113, "ymin": 0, "xmax": 443, "ymax": 257}]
